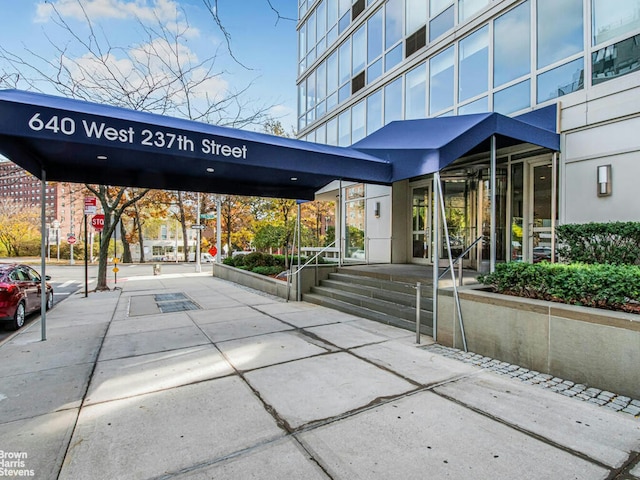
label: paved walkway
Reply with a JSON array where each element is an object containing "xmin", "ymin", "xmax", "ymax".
[{"xmin": 0, "ymin": 271, "xmax": 638, "ymax": 479}]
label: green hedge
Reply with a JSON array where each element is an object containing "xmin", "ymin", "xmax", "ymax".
[
  {"xmin": 478, "ymin": 262, "xmax": 640, "ymax": 313},
  {"xmin": 556, "ymin": 222, "xmax": 640, "ymax": 265},
  {"xmin": 222, "ymin": 252, "xmax": 325, "ymax": 277}
]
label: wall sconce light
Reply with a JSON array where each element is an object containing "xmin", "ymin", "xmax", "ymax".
[
  {"xmin": 597, "ymin": 165, "xmax": 612, "ymax": 197},
  {"xmin": 374, "ymin": 201, "xmax": 381, "ymax": 218}
]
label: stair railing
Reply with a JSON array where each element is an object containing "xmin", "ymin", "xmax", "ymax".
[
  {"xmin": 437, "ymin": 235, "xmax": 484, "ymax": 286},
  {"xmin": 287, "ymin": 241, "xmax": 337, "ymax": 302}
]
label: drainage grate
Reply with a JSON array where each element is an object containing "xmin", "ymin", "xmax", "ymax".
[
  {"xmin": 154, "ymin": 293, "xmax": 189, "ymax": 302},
  {"xmin": 158, "ymin": 300, "xmax": 200, "ymax": 313}
]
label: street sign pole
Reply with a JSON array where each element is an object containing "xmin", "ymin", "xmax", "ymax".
[{"xmin": 84, "ymin": 214, "xmax": 88, "ymax": 298}]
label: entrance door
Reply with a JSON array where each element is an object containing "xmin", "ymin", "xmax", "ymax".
[
  {"xmin": 411, "ymin": 186, "xmax": 431, "ymax": 263},
  {"xmin": 528, "ymin": 161, "xmax": 554, "ymax": 262}
]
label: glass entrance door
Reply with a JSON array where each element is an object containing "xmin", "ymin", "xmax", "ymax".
[
  {"xmin": 529, "ymin": 161, "xmax": 554, "ymax": 262},
  {"xmin": 411, "ymin": 186, "xmax": 431, "ymax": 263}
]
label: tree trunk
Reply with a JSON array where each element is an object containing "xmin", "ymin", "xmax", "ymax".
[
  {"xmin": 135, "ymin": 204, "xmax": 145, "ymax": 263},
  {"xmin": 120, "ymin": 220, "xmax": 132, "ymax": 263}
]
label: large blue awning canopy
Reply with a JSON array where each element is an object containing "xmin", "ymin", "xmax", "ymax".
[
  {"xmin": 0, "ymin": 90, "xmax": 559, "ymax": 199},
  {"xmin": 0, "ymin": 90, "xmax": 392, "ymax": 200},
  {"xmin": 352, "ymin": 106, "xmax": 559, "ymax": 182}
]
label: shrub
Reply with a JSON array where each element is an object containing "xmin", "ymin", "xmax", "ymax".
[
  {"xmin": 251, "ymin": 266, "xmax": 284, "ymax": 276},
  {"xmin": 478, "ymin": 262, "xmax": 640, "ymax": 313},
  {"xmin": 556, "ymin": 222, "xmax": 640, "ymax": 265}
]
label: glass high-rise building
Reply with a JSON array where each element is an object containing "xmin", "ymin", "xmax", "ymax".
[{"xmin": 297, "ymin": 0, "xmax": 640, "ymax": 268}]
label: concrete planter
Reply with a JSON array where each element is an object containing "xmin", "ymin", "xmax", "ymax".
[
  {"xmin": 212, "ymin": 262, "xmax": 337, "ymax": 301},
  {"xmin": 437, "ymin": 287, "xmax": 640, "ymax": 399}
]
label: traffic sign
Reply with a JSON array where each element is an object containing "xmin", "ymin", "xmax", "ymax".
[
  {"xmin": 84, "ymin": 197, "xmax": 97, "ymax": 215},
  {"xmin": 208, "ymin": 246, "xmax": 218, "ymax": 257},
  {"xmin": 67, "ymin": 234, "xmax": 77, "ymax": 245},
  {"xmin": 190, "ymin": 224, "xmax": 206, "ymax": 230},
  {"xmin": 200, "ymin": 213, "xmax": 216, "ymax": 219},
  {"xmin": 91, "ymin": 214, "xmax": 105, "ymax": 231}
]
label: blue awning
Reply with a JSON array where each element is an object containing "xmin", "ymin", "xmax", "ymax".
[
  {"xmin": 352, "ymin": 106, "xmax": 559, "ymax": 182},
  {"xmin": 0, "ymin": 90, "xmax": 392, "ymax": 200},
  {"xmin": 0, "ymin": 90, "xmax": 559, "ymax": 198}
]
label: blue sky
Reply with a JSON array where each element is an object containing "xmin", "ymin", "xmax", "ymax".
[{"xmin": 0, "ymin": 0, "xmax": 299, "ymax": 132}]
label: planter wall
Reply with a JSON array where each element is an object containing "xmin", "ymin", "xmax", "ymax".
[
  {"xmin": 212, "ymin": 263, "xmax": 336, "ymax": 301},
  {"xmin": 437, "ymin": 287, "xmax": 640, "ymax": 399}
]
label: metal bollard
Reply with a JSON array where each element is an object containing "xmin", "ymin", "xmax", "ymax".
[{"xmin": 416, "ymin": 282, "xmax": 421, "ymax": 344}]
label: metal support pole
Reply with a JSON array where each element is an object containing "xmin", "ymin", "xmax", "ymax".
[
  {"xmin": 297, "ymin": 202, "xmax": 301, "ymax": 302},
  {"xmin": 196, "ymin": 192, "xmax": 201, "ymax": 272},
  {"xmin": 216, "ymin": 196, "xmax": 222, "ymax": 263},
  {"xmin": 84, "ymin": 214, "xmax": 88, "ymax": 297},
  {"xmin": 40, "ymin": 169, "xmax": 47, "ymax": 341},
  {"xmin": 490, "ymin": 135, "xmax": 497, "ymax": 273},
  {"xmin": 432, "ymin": 174, "xmax": 440, "ymax": 342},
  {"xmin": 416, "ymin": 282, "xmax": 421, "ymax": 344},
  {"xmin": 437, "ymin": 178, "xmax": 468, "ymax": 352},
  {"xmin": 338, "ymin": 180, "xmax": 343, "ymax": 267},
  {"xmin": 551, "ymin": 152, "xmax": 558, "ymax": 263}
]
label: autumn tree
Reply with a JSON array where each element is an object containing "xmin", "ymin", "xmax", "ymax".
[{"xmin": 0, "ymin": 199, "xmax": 40, "ymax": 256}]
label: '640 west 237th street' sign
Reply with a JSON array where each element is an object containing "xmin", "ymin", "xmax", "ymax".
[{"xmin": 23, "ymin": 109, "xmax": 249, "ymax": 160}]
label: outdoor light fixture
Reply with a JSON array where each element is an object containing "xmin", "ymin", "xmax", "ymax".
[
  {"xmin": 97, "ymin": 155, "xmax": 107, "ymax": 160},
  {"xmin": 206, "ymin": 167, "xmax": 215, "ymax": 173},
  {"xmin": 374, "ymin": 201, "xmax": 380, "ymax": 218},
  {"xmin": 290, "ymin": 177, "xmax": 298, "ymax": 181},
  {"xmin": 597, "ymin": 164, "xmax": 612, "ymax": 197}
]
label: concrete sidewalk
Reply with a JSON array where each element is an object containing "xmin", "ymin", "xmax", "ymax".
[{"xmin": 0, "ymin": 271, "xmax": 638, "ymax": 479}]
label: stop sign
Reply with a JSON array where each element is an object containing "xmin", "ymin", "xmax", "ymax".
[
  {"xmin": 91, "ymin": 214, "xmax": 105, "ymax": 231},
  {"xmin": 67, "ymin": 235, "xmax": 77, "ymax": 245}
]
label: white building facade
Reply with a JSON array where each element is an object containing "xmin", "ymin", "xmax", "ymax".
[{"xmin": 296, "ymin": 0, "xmax": 640, "ymax": 268}]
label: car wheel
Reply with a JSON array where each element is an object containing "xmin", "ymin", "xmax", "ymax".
[
  {"xmin": 46, "ymin": 290, "xmax": 54, "ymax": 310},
  {"xmin": 12, "ymin": 302, "xmax": 25, "ymax": 330}
]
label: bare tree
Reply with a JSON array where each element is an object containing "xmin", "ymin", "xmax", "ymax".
[{"xmin": 0, "ymin": 0, "xmax": 277, "ymax": 288}]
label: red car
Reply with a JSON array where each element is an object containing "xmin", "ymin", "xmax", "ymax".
[{"xmin": 0, "ymin": 263, "xmax": 54, "ymax": 330}]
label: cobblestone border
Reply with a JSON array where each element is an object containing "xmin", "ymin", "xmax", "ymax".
[{"xmin": 423, "ymin": 344, "xmax": 640, "ymax": 419}]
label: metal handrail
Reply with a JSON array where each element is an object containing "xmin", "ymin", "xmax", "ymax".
[
  {"xmin": 438, "ymin": 235, "xmax": 484, "ymax": 280},
  {"xmin": 287, "ymin": 241, "xmax": 336, "ymax": 301}
]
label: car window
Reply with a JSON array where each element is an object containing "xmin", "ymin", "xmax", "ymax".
[
  {"xmin": 24, "ymin": 267, "xmax": 40, "ymax": 282},
  {"xmin": 11, "ymin": 269, "xmax": 28, "ymax": 281},
  {"xmin": 9, "ymin": 270, "xmax": 21, "ymax": 281}
]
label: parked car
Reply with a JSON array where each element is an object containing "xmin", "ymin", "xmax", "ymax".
[
  {"xmin": 0, "ymin": 263, "xmax": 53, "ymax": 330},
  {"xmin": 533, "ymin": 246, "xmax": 556, "ymax": 263}
]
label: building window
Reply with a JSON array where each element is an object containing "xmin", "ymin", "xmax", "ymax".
[
  {"xmin": 352, "ymin": 0, "xmax": 365, "ymax": 20},
  {"xmin": 537, "ymin": 0, "xmax": 583, "ymax": 69},
  {"xmin": 592, "ymin": 0, "xmax": 640, "ymax": 46},
  {"xmin": 352, "ymin": 24, "xmax": 366, "ymax": 75},
  {"xmin": 459, "ymin": 26, "xmax": 488, "ymax": 102},
  {"xmin": 430, "ymin": 46, "xmax": 455, "ymax": 114},
  {"xmin": 592, "ymin": 34, "xmax": 640, "ymax": 85},
  {"xmin": 384, "ymin": 77, "xmax": 403, "ymax": 125},
  {"xmin": 366, "ymin": 88, "xmax": 383, "ymax": 134},
  {"xmin": 459, "ymin": 0, "xmax": 488, "ymax": 22},
  {"xmin": 352, "ymin": 99, "xmax": 366, "ymax": 143},
  {"xmin": 352, "ymin": 70, "xmax": 366, "ymax": 93},
  {"xmin": 406, "ymin": 0, "xmax": 427, "ymax": 36},
  {"xmin": 458, "ymin": 96, "xmax": 487, "ymax": 114},
  {"xmin": 327, "ymin": 117, "xmax": 338, "ymax": 145},
  {"xmin": 430, "ymin": 5, "xmax": 454, "ymax": 42},
  {"xmin": 405, "ymin": 63, "xmax": 427, "ymax": 119},
  {"xmin": 367, "ymin": 9, "xmax": 383, "ymax": 64},
  {"xmin": 338, "ymin": 109, "xmax": 352, "ymax": 146},
  {"xmin": 385, "ymin": 0, "xmax": 403, "ymax": 49},
  {"xmin": 494, "ymin": 80, "xmax": 531, "ymax": 115},
  {"xmin": 537, "ymin": 57, "xmax": 584, "ymax": 103},
  {"xmin": 494, "ymin": 1, "xmax": 530, "ymax": 88},
  {"xmin": 405, "ymin": 26, "xmax": 426, "ymax": 58}
]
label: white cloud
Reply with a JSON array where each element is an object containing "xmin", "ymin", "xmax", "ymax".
[{"xmin": 35, "ymin": 0, "xmax": 199, "ymax": 38}]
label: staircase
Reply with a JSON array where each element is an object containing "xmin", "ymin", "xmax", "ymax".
[{"xmin": 303, "ymin": 267, "xmax": 433, "ymax": 335}]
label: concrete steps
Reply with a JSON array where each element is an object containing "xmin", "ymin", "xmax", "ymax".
[{"xmin": 303, "ymin": 268, "xmax": 433, "ymax": 335}]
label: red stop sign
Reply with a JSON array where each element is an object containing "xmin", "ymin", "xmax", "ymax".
[{"xmin": 91, "ymin": 214, "xmax": 105, "ymax": 231}]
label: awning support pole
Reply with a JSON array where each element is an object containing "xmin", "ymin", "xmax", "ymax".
[
  {"xmin": 490, "ymin": 135, "xmax": 497, "ymax": 273},
  {"xmin": 432, "ymin": 174, "xmax": 440, "ymax": 343},
  {"xmin": 338, "ymin": 180, "xmax": 343, "ymax": 267},
  {"xmin": 297, "ymin": 202, "xmax": 302, "ymax": 302},
  {"xmin": 551, "ymin": 152, "xmax": 558, "ymax": 262},
  {"xmin": 437, "ymin": 175, "xmax": 468, "ymax": 352},
  {"xmin": 40, "ymin": 168, "xmax": 47, "ymax": 342}
]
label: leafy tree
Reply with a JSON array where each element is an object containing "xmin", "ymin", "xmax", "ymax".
[{"xmin": 0, "ymin": 199, "xmax": 40, "ymax": 256}]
